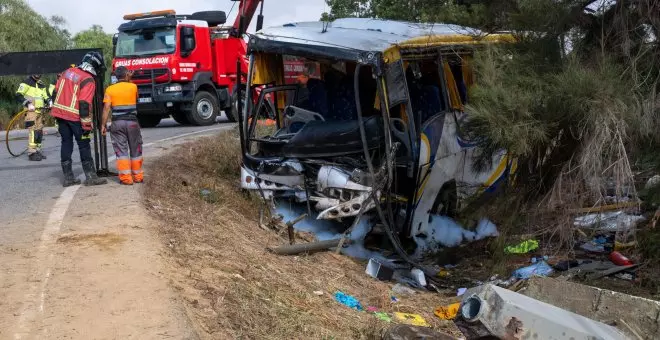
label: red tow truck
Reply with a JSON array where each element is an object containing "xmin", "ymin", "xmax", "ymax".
[{"xmin": 111, "ymin": 0, "xmax": 265, "ymax": 127}]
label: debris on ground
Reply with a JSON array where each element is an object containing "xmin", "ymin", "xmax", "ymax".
[
  {"xmin": 334, "ymin": 291, "xmax": 363, "ymax": 311},
  {"xmin": 504, "ymin": 239, "xmax": 539, "ymax": 254},
  {"xmin": 434, "ymin": 302, "xmax": 460, "ymax": 320},
  {"xmin": 574, "ymin": 211, "xmax": 645, "ymax": 231},
  {"xmin": 393, "ymin": 312, "xmax": 430, "ymax": 327},
  {"xmin": 512, "ymin": 260, "xmax": 553, "ymax": 279},
  {"xmin": 366, "ymin": 258, "xmax": 395, "ymax": 281}
]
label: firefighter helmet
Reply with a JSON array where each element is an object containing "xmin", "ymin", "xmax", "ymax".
[{"xmin": 81, "ymin": 51, "xmax": 105, "ymax": 74}]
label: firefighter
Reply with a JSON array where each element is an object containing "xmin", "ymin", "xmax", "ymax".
[
  {"xmin": 101, "ymin": 66, "xmax": 143, "ymax": 185},
  {"xmin": 15, "ymin": 74, "xmax": 51, "ymax": 161},
  {"xmin": 50, "ymin": 51, "xmax": 108, "ymax": 187}
]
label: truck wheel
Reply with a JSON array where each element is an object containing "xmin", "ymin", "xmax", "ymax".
[
  {"xmin": 172, "ymin": 111, "xmax": 190, "ymax": 125},
  {"xmin": 188, "ymin": 91, "xmax": 219, "ymax": 126},
  {"xmin": 137, "ymin": 116, "xmax": 162, "ymax": 128}
]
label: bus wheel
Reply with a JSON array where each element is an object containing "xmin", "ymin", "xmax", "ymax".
[{"xmin": 188, "ymin": 91, "xmax": 219, "ymax": 126}]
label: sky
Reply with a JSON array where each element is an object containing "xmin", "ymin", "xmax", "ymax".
[{"xmin": 25, "ymin": 0, "xmax": 329, "ymax": 34}]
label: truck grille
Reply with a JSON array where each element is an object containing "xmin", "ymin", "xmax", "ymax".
[{"xmin": 131, "ymin": 68, "xmax": 169, "ymax": 81}]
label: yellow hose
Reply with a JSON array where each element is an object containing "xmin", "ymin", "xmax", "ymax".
[{"xmin": 5, "ymin": 109, "xmax": 28, "ymax": 157}]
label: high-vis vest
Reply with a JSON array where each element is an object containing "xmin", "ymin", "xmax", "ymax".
[
  {"xmin": 51, "ymin": 67, "xmax": 96, "ymax": 124},
  {"xmin": 16, "ymin": 78, "xmax": 50, "ymax": 111},
  {"xmin": 103, "ymin": 81, "xmax": 138, "ymax": 118}
]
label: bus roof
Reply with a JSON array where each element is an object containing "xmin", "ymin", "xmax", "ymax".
[{"xmin": 248, "ymin": 18, "xmax": 514, "ymax": 61}]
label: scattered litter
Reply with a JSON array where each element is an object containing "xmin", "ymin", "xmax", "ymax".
[
  {"xmin": 512, "ymin": 260, "xmax": 553, "ymax": 279},
  {"xmin": 392, "ymin": 270, "xmax": 425, "ymax": 289},
  {"xmin": 375, "ymin": 312, "xmax": 392, "ymax": 322},
  {"xmin": 233, "ymin": 274, "xmax": 246, "ymax": 281},
  {"xmin": 334, "ymin": 291, "xmax": 363, "ymax": 311},
  {"xmin": 391, "ymin": 283, "xmax": 416, "ymax": 296},
  {"xmin": 313, "ymin": 291, "xmax": 324, "ymax": 296},
  {"xmin": 574, "ymin": 211, "xmax": 645, "ymax": 231},
  {"xmin": 457, "ymin": 287, "xmax": 467, "ymax": 296},
  {"xmin": 437, "ymin": 269, "xmax": 450, "ymax": 277},
  {"xmin": 504, "ymin": 239, "xmax": 539, "ymax": 254},
  {"xmin": 366, "ymin": 258, "xmax": 395, "ymax": 281},
  {"xmin": 393, "ymin": 312, "xmax": 430, "ymax": 327},
  {"xmin": 609, "ymin": 251, "xmax": 634, "ymax": 266},
  {"xmin": 367, "ymin": 306, "xmax": 379, "ymax": 312},
  {"xmin": 614, "ymin": 240, "xmax": 637, "ymax": 250},
  {"xmin": 410, "ymin": 268, "xmax": 427, "ymax": 287},
  {"xmin": 434, "ymin": 302, "xmax": 460, "ymax": 320},
  {"xmin": 614, "ymin": 272, "xmax": 635, "ymax": 281},
  {"xmin": 580, "ymin": 240, "xmax": 607, "ymax": 253},
  {"xmin": 390, "ymin": 296, "xmax": 399, "ymax": 303}
]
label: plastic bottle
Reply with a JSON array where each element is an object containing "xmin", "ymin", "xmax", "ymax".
[{"xmin": 609, "ymin": 251, "xmax": 633, "ymax": 266}]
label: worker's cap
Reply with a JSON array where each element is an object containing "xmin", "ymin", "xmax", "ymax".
[{"xmin": 114, "ymin": 66, "xmax": 130, "ymax": 79}]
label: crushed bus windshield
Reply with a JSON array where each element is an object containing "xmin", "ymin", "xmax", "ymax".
[{"xmin": 115, "ymin": 28, "xmax": 176, "ymax": 57}]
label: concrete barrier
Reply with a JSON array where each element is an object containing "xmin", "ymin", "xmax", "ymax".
[{"xmin": 524, "ymin": 277, "xmax": 660, "ymax": 339}]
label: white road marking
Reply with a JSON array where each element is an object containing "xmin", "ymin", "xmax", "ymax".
[{"xmin": 13, "ymin": 125, "xmax": 229, "ymax": 339}]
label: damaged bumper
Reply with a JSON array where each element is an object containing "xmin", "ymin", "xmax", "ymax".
[{"xmin": 241, "ymin": 163, "xmax": 376, "ymax": 220}]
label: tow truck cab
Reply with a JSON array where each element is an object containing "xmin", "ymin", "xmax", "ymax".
[{"xmin": 112, "ymin": 9, "xmax": 245, "ymax": 127}]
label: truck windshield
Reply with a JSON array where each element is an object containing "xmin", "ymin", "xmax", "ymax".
[{"xmin": 115, "ymin": 27, "xmax": 176, "ymax": 57}]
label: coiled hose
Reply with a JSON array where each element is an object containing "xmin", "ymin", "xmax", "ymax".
[{"xmin": 5, "ymin": 109, "xmax": 28, "ymax": 157}]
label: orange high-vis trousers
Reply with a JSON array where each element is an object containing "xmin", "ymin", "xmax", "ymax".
[{"xmin": 110, "ymin": 119, "xmax": 143, "ymax": 185}]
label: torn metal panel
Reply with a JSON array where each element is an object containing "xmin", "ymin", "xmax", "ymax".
[{"xmin": 455, "ymin": 284, "xmax": 629, "ymax": 340}]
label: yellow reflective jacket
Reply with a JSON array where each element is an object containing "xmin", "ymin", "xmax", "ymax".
[{"xmin": 16, "ymin": 77, "xmax": 51, "ymax": 111}]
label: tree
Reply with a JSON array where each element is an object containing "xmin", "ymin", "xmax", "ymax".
[
  {"xmin": 72, "ymin": 25, "xmax": 113, "ymax": 83},
  {"xmin": 0, "ymin": 0, "xmax": 71, "ymax": 116}
]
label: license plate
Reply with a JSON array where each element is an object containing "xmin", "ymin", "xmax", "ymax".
[{"xmin": 138, "ymin": 97, "xmax": 152, "ymax": 103}]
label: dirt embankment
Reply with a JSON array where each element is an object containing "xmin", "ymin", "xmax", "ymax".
[{"xmin": 143, "ymin": 129, "xmax": 456, "ymax": 339}]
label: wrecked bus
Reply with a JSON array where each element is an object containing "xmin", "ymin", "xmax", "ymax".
[{"xmin": 239, "ymin": 18, "xmax": 516, "ymax": 254}]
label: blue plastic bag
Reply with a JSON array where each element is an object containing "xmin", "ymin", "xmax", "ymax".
[
  {"xmin": 334, "ymin": 291, "xmax": 363, "ymax": 311},
  {"xmin": 512, "ymin": 260, "xmax": 553, "ymax": 279}
]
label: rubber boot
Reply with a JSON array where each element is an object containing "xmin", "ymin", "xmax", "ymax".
[
  {"xmin": 82, "ymin": 160, "xmax": 107, "ymax": 186},
  {"xmin": 61, "ymin": 160, "xmax": 81, "ymax": 187},
  {"xmin": 28, "ymin": 153, "xmax": 42, "ymax": 161}
]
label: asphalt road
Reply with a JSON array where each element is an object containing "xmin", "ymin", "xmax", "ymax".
[{"xmin": 0, "ymin": 117, "xmax": 234, "ymax": 246}]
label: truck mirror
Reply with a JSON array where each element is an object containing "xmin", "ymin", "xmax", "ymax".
[
  {"xmin": 112, "ymin": 34, "xmax": 118, "ymax": 58},
  {"xmin": 180, "ymin": 27, "xmax": 196, "ymax": 57}
]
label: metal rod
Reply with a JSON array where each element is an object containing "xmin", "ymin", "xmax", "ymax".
[{"xmin": 268, "ymin": 238, "xmax": 350, "ymax": 256}]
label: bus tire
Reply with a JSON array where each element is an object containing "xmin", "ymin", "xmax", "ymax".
[{"xmin": 188, "ymin": 91, "xmax": 219, "ymax": 126}]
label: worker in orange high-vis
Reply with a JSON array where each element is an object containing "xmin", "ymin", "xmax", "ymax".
[{"xmin": 101, "ymin": 66, "xmax": 143, "ymax": 185}]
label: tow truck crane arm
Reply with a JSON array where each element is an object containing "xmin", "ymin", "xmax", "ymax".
[{"xmin": 229, "ymin": 0, "xmax": 265, "ymax": 38}]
